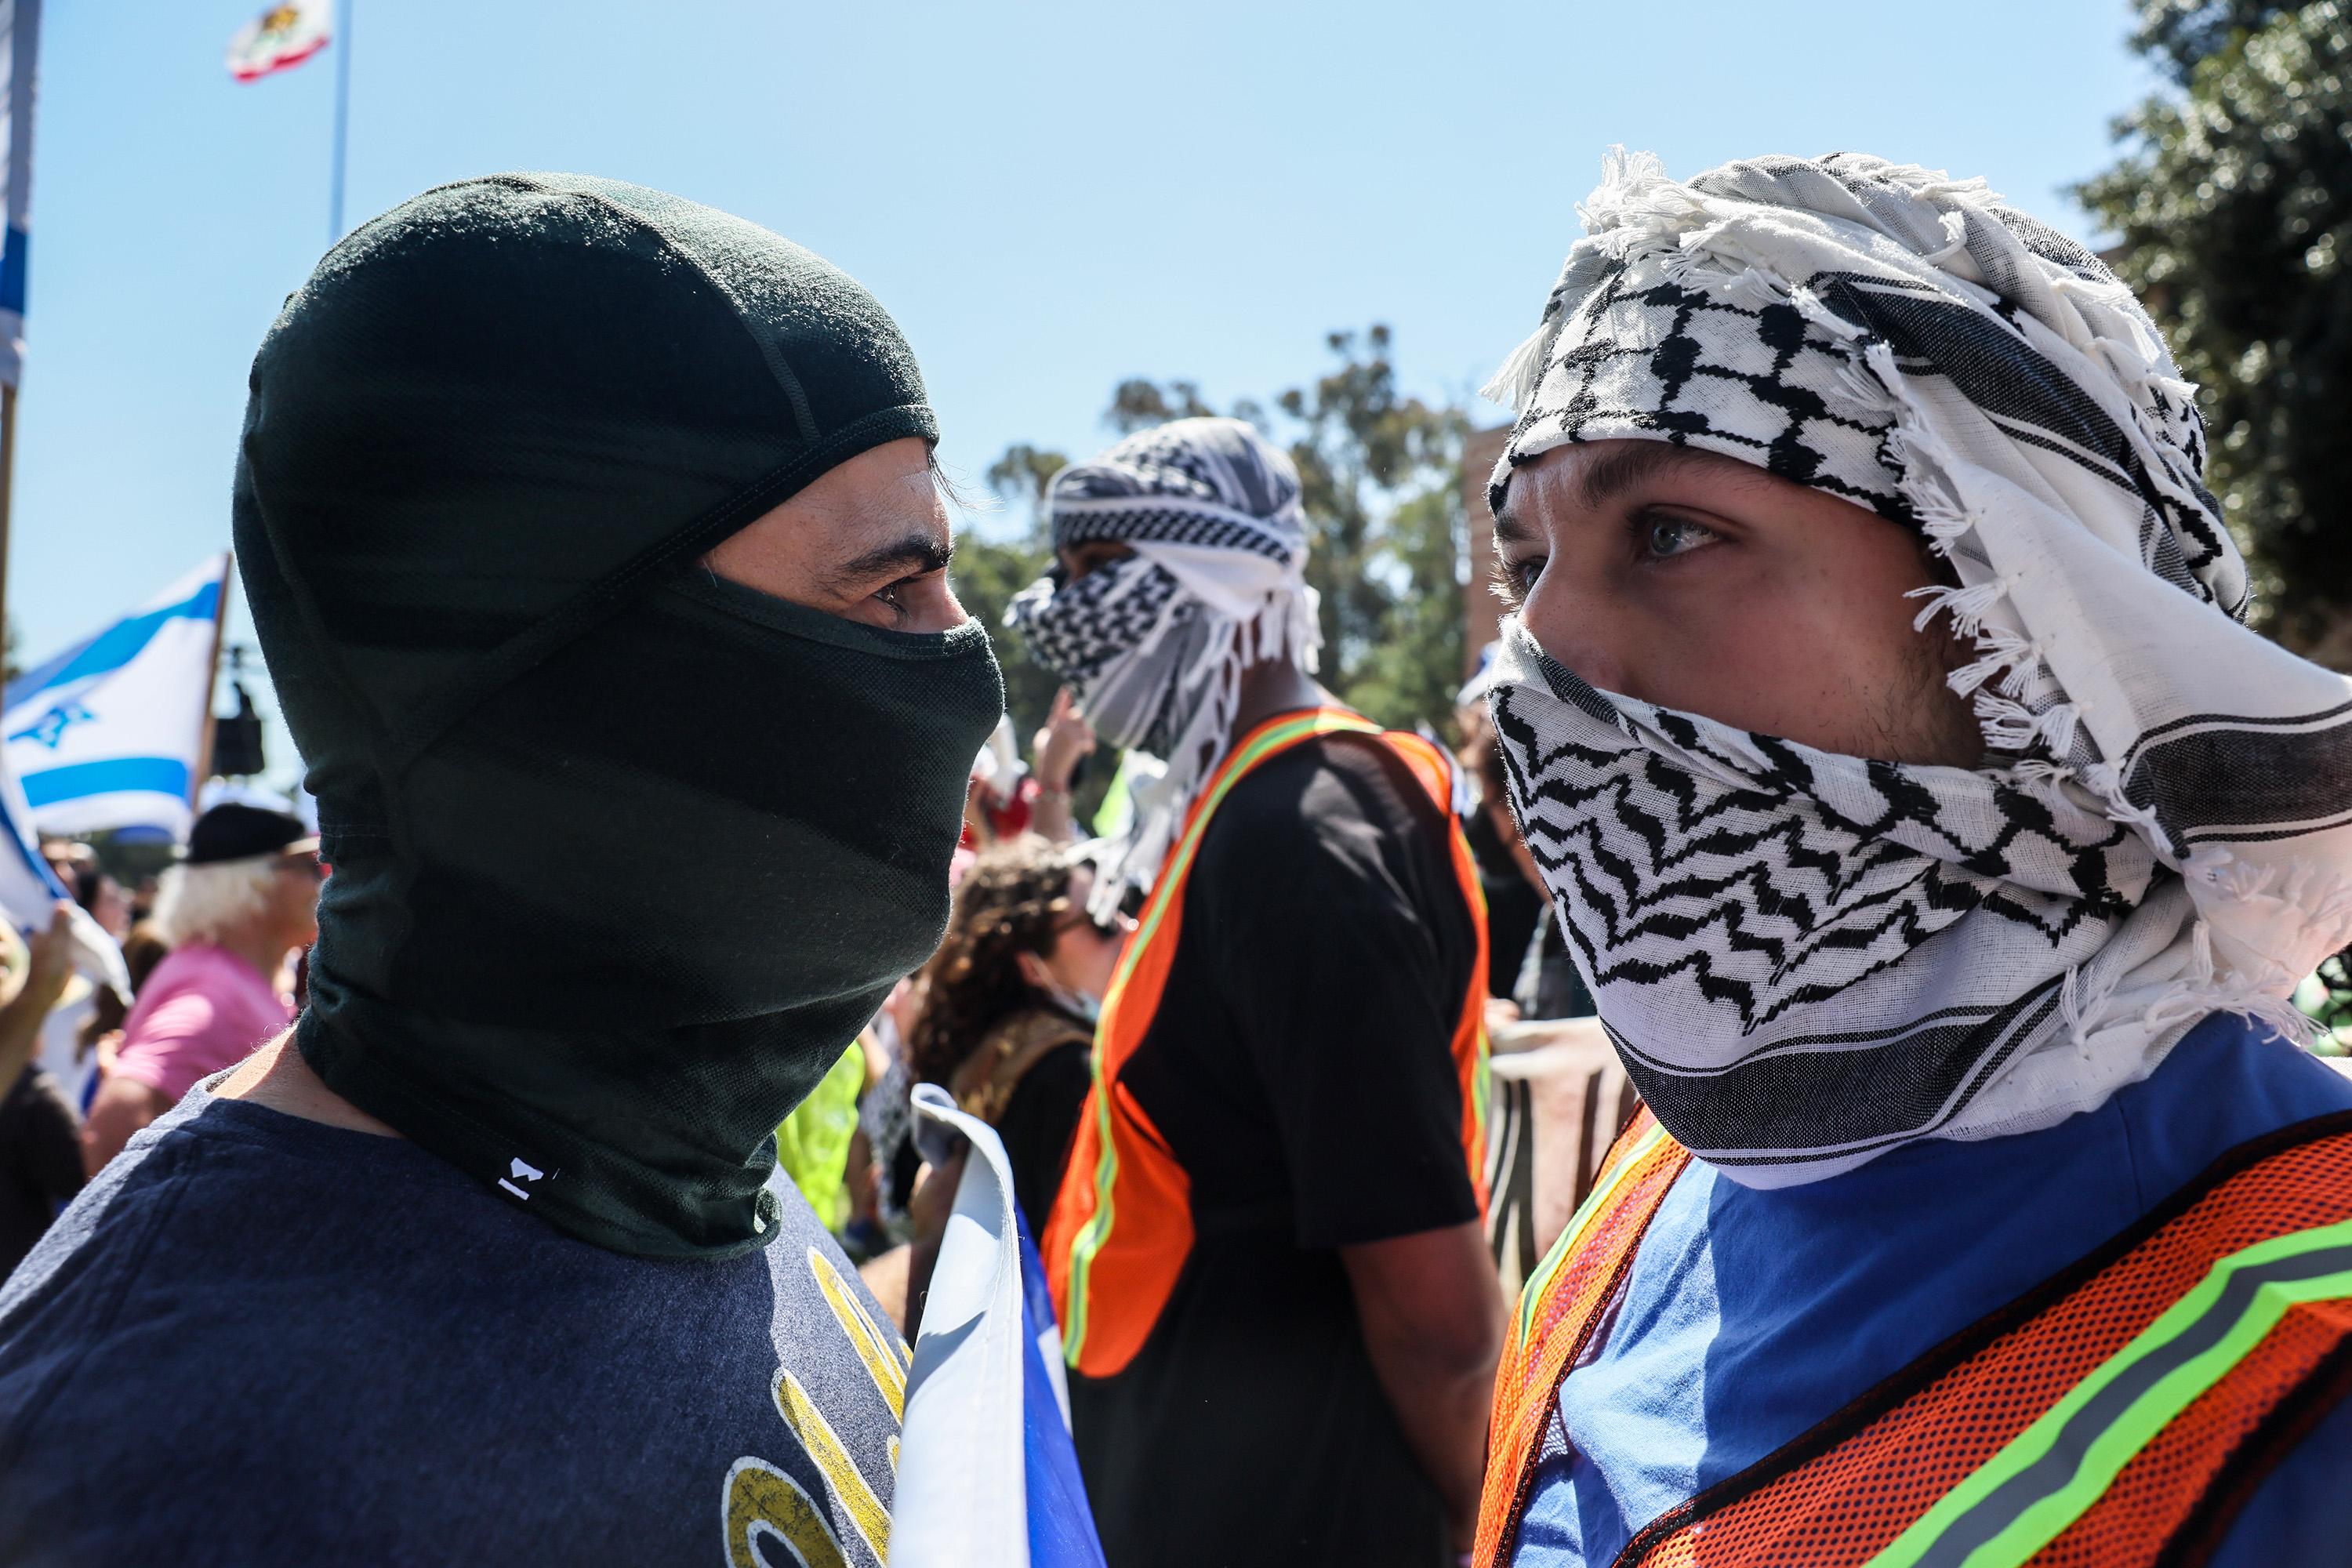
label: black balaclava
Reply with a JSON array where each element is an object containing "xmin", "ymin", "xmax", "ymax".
[{"xmin": 234, "ymin": 173, "xmax": 1002, "ymax": 1259}]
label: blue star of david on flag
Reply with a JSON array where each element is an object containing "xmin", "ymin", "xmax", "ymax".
[{"xmin": 7, "ymin": 698, "xmax": 92, "ymax": 750}]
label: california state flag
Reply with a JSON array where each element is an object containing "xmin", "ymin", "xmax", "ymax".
[{"xmin": 225, "ymin": 0, "xmax": 330, "ymax": 83}]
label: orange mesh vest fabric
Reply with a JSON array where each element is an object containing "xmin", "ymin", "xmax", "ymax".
[
  {"xmin": 1475, "ymin": 1110, "xmax": 1690, "ymax": 1567},
  {"xmin": 1475, "ymin": 1111, "xmax": 2352, "ymax": 1568},
  {"xmin": 1041, "ymin": 707, "xmax": 1490, "ymax": 1380}
]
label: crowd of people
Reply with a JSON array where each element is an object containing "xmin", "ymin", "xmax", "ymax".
[
  {"xmin": 0, "ymin": 803, "xmax": 321, "ymax": 1280},
  {"xmin": 0, "ymin": 148, "xmax": 2349, "ymax": 1568}
]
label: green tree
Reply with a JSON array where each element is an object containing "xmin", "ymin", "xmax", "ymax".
[
  {"xmin": 953, "ymin": 445, "xmax": 1067, "ymax": 749},
  {"xmin": 986, "ymin": 324, "xmax": 1472, "ymax": 786},
  {"xmin": 2078, "ymin": 1, "xmax": 2352, "ymax": 654},
  {"xmin": 1276, "ymin": 325, "xmax": 1468, "ymax": 735},
  {"xmin": 985, "ymin": 443, "xmax": 1069, "ymax": 523},
  {"xmin": 1104, "ymin": 379, "xmax": 1216, "ymax": 434},
  {"xmin": 2131, "ymin": 0, "xmax": 2296, "ymax": 80}
]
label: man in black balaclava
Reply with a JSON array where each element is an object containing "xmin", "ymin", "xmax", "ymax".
[{"xmin": 0, "ymin": 174, "xmax": 1001, "ymax": 1566}]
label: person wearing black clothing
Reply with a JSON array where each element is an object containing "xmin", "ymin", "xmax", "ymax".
[
  {"xmin": 1011, "ymin": 418, "xmax": 1503, "ymax": 1566},
  {"xmin": 0, "ymin": 1069, "xmax": 81, "ymax": 1278},
  {"xmin": 901, "ymin": 838, "xmax": 1129, "ymax": 1334},
  {"xmin": 0, "ymin": 906, "xmax": 82, "ymax": 1278},
  {"xmin": 1073, "ymin": 731, "xmax": 1486, "ymax": 1566},
  {"xmin": 0, "ymin": 175, "xmax": 1001, "ymax": 1564}
]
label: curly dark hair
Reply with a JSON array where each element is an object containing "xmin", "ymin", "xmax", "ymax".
[{"xmin": 907, "ymin": 837, "xmax": 1080, "ymax": 1086}]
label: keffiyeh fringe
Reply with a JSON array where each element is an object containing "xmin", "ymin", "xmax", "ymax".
[
  {"xmin": 1486, "ymin": 151, "xmax": 2352, "ymax": 1185},
  {"xmin": 1009, "ymin": 418, "xmax": 1323, "ymax": 920}
]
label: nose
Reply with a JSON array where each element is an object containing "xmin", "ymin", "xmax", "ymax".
[{"xmin": 1522, "ymin": 570, "xmax": 1633, "ymax": 697}]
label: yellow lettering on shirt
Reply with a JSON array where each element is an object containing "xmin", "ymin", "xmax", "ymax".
[
  {"xmin": 774, "ymin": 1368, "xmax": 891, "ymax": 1562},
  {"xmin": 722, "ymin": 1457, "xmax": 846, "ymax": 1568},
  {"xmin": 808, "ymin": 1246, "xmax": 909, "ymax": 1420}
]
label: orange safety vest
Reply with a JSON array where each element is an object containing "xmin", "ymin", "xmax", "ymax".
[
  {"xmin": 1042, "ymin": 706, "xmax": 1490, "ymax": 1380},
  {"xmin": 1473, "ymin": 1108, "xmax": 2352, "ymax": 1568}
]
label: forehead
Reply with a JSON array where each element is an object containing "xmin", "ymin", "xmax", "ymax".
[
  {"xmin": 1496, "ymin": 439, "xmax": 1774, "ymax": 535},
  {"xmin": 815, "ymin": 448, "xmax": 949, "ymax": 546}
]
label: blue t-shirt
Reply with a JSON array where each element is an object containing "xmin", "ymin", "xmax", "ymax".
[
  {"xmin": 1513, "ymin": 1012, "xmax": 2352, "ymax": 1566},
  {"xmin": 0, "ymin": 1081, "xmax": 903, "ymax": 1567}
]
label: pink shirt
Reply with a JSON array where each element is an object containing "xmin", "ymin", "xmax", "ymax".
[{"xmin": 113, "ymin": 945, "xmax": 293, "ymax": 1102}]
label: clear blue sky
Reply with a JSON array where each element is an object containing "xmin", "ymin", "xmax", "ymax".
[{"xmin": 13, "ymin": 0, "xmax": 2158, "ymax": 787}]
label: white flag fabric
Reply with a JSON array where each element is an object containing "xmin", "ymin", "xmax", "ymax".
[
  {"xmin": 0, "ymin": 0, "xmax": 38, "ymax": 390},
  {"xmin": 4, "ymin": 554, "xmax": 225, "ymax": 839},
  {"xmin": 895, "ymin": 1084, "xmax": 1106, "ymax": 1568},
  {"xmin": 0, "ymin": 753, "xmax": 128, "ymax": 996},
  {"xmin": 225, "ymin": 1, "xmax": 329, "ymax": 83}
]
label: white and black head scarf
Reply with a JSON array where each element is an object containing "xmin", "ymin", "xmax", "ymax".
[
  {"xmin": 1009, "ymin": 416, "xmax": 1320, "ymax": 916},
  {"xmin": 1486, "ymin": 150, "xmax": 2352, "ymax": 1187}
]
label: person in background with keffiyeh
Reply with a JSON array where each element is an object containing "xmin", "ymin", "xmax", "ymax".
[
  {"xmin": 1011, "ymin": 418, "xmax": 1504, "ymax": 1567},
  {"xmin": 1472, "ymin": 151, "xmax": 2352, "ymax": 1568}
]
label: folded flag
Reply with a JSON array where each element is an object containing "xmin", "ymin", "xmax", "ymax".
[
  {"xmin": 897, "ymin": 1084, "xmax": 1107, "ymax": 1568},
  {"xmin": 225, "ymin": 0, "xmax": 330, "ymax": 82},
  {"xmin": 3, "ymin": 554, "xmax": 224, "ymax": 839},
  {"xmin": 0, "ymin": 753, "xmax": 128, "ymax": 997}
]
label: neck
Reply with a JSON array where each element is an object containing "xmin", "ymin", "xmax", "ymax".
[
  {"xmin": 216, "ymin": 1030, "xmax": 404, "ymax": 1137},
  {"xmin": 212, "ymin": 921, "xmax": 293, "ymax": 993},
  {"xmin": 1229, "ymin": 658, "xmax": 1338, "ymax": 745}
]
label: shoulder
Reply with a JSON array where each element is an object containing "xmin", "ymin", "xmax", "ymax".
[
  {"xmin": 1004, "ymin": 1036, "xmax": 1093, "ymax": 1111},
  {"xmin": 122, "ymin": 948, "xmax": 255, "ymax": 1034},
  {"xmin": 2108, "ymin": 1011, "xmax": 2352, "ymax": 1205},
  {"xmin": 132, "ymin": 943, "xmax": 219, "ymax": 1002},
  {"xmin": 954, "ymin": 1008, "xmax": 1091, "ymax": 1120},
  {"xmin": 0, "ymin": 1094, "xmax": 481, "ymax": 1419},
  {"xmin": 1196, "ymin": 731, "xmax": 1454, "ymax": 895}
]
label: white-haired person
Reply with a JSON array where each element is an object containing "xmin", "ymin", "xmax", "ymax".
[
  {"xmin": 81, "ymin": 804, "xmax": 318, "ymax": 1173},
  {"xmin": 1472, "ymin": 151, "xmax": 2352, "ymax": 1567}
]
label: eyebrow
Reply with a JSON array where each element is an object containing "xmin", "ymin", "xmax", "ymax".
[
  {"xmin": 1571, "ymin": 441, "xmax": 1719, "ymax": 511},
  {"xmin": 827, "ymin": 532, "xmax": 952, "ymax": 593}
]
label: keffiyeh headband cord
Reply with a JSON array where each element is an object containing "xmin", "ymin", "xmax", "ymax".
[{"xmin": 1484, "ymin": 151, "xmax": 2352, "ymax": 1188}]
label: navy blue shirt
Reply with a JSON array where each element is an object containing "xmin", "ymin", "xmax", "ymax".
[
  {"xmin": 0, "ymin": 1081, "xmax": 903, "ymax": 1567},
  {"xmin": 1513, "ymin": 1012, "xmax": 2352, "ymax": 1565}
]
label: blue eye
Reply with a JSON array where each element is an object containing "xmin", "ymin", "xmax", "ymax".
[{"xmin": 1645, "ymin": 515, "xmax": 1716, "ymax": 560}]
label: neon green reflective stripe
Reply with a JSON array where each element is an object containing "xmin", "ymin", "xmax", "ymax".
[
  {"xmin": 1867, "ymin": 1219, "xmax": 2352, "ymax": 1568},
  {"xmin": 1513, "ymin": 1121, "xmax": 1668, "ymax": 1347},
  {"xmin": 1059, "ymin": 1054, "xmax": 1120, "ymax": 1365},
  {"xmin": 1094, "ymin": 713, "xmax": 1370, "ymax": 1018},
  {"xmin": 1059, "ymin": 710, "xmax": 1375, "ymax": 1364}
]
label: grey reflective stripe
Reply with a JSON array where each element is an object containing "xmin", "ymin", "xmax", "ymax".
[{"xmin": 1889, "ymin": 1240, "xmax": 2352, "ymax": 1568}]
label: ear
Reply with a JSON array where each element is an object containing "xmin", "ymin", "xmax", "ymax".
[{"xmin": 1014, "ymin": 950, "xmax": 1054, "ymax": 992}]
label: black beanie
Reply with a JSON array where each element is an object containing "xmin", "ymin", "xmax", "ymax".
[{"xmin": 234, "ymin": 173, "xmax": 1003, "ymax": 1258}]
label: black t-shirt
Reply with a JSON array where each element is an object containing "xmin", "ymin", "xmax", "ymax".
[
  {"xmin": 1068, "ymin": 731, "xmax": 1479, "ymax": 1568},
  {"xmin": 997, "ymin": 1038, "xmax": 1091, "ymax": 1232},
  {"xmin": 1465, "ymin": 805, "xmax": 1543, "ymax": 998},
  {"xmin": 0, "ymin": 1069, "xmax": 84, "ymax": 1279}
]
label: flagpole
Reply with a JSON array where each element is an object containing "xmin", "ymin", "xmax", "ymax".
[
  {"xmin": 328, "ymin": 0, "xmax": 350, "ymax": 241},
  {"xmin": 188, "ymin": 553, "xmax": 230, "ymax": 813},
  {"xmin": 0, "ymin": 383, "xmax": 16, "ymax": 655},
  {"xmin": 0, "ymin": 0, "xmax": 40, "ymax": 673}
]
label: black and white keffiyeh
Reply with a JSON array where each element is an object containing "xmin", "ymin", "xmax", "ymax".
[
  {"xmin": 1008, "ymin": 417, "xmax": 1320, "ymax": 916},
  {"xmin": 1486, "ymin": 151, "xmax": 2352, "ymax": 1187}
]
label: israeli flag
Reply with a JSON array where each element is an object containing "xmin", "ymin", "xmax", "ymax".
[
  {"xmin": 896, "ymin": 1084, "xmax": 1107, "ymax": 1568},
  {"xmin": 4, "ymin": 554, "xmax": 226, "ymax": 838},
  {"xmin": 0, "ymin": 752, "xmax": 125, "ymax": 995}
]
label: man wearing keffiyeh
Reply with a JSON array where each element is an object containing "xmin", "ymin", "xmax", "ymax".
[
  {"xmin": 1474, "ymin": 152, "xmax": 2352, "ymax": 1568},
  {"xmin": 1013, "ymin": 418, "xmax": 1504, "ymax": 1567}
]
